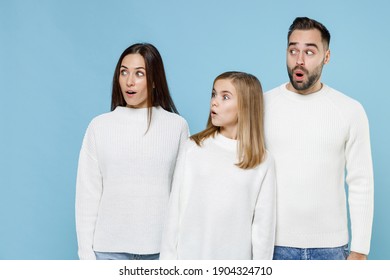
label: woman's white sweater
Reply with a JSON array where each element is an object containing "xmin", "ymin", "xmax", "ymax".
[{"xmin": 76, "ymin": 106, "xmax": 189, "ymax": 259}]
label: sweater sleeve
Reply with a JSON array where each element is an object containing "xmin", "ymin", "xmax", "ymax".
[
  {"xmin": 252, "ymin": 154, "xmax": 277, "ymax": 260},
  {"xmin": 175, "ymin": 120, "xmax": 189, "ymax": 182},
  {"xmin": 159, "ymin": 140, "xmax": 189, "ymax": 259},
  {"xmin": 345, "ymin": 104, "xmax": 374, "ymax": 255},
  {"xmin": 180, "ymin": 119, "xmax": 190, "ymax": 146},
  {"xmin": 75, "ymin": 122, "xmax": 103, "ymax": 260}
]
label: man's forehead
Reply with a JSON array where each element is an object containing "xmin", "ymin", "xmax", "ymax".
[{"xmin": 288, "ymin": 29, "xmax": 324, "ymax": 46}]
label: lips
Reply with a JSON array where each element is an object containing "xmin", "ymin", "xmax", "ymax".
[
  {"xmin": 211, "ymin": 110, "xmax": 217, "ymax": 117},
  {"xmin": 126, "ymin": 90, "xmax": 136, "ymax": 95},
  {"xmin": 293, "ymin": 68, "xmax": 306, "ymax": 82}
]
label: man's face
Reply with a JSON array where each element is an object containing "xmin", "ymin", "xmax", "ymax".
[{"xmin": 286, "ymin": 29, "xmax": 330, "ymax": 95}]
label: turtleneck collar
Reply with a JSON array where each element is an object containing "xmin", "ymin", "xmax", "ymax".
[
  {"xmin": 114, "ymin": 106, "xmax": 160, "ymax": 120},
  {"xmin": 213, "ymin": 132, "xmax": 237, "ymax": 151}
]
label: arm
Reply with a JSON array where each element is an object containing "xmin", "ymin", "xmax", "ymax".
[
  {"xmin": 75, "ymin": 124, "xmax": 103, "ymax": 260},
  {"xmin": 168, "ymin": 119, "xmax": 189, "ymax": 194},
  {"xmin": 159, "ymin": 141, "xmax": 188, "ymax": 259},
  {"xmin": 345, "ymin": 104, "xmax": 374, "ymax": 258},
  {"xmin": 252, "ymin": 155, "xmax": 277, "ymax": 260}
]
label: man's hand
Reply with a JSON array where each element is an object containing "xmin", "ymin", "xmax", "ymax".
[{"xmin": 347, "ymin": 251, "xmax": 367, "ymax": 260}]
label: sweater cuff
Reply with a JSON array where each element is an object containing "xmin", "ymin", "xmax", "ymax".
[{"xmin": 78, "ymin": 249, "xmax": 97, "ymax": 260}]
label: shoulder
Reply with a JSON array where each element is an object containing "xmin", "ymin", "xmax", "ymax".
[
  {"xmin": 250, "ymin": 151, "xmax": 276, "ymax": 179},
  {"xmin": 155, "ymin": 107, "xmax": 189, "ymax": 127},
  {"xmin": 177, "ymin": 138, "xmax": 200, "ymax": 160},
  {"xmin": 323, "ymin": 85, "xmax": 368, "ymax": 120},
  {"xmin": 80, "ymin": 111, "xmax": 115, "ymax": 146},
  {"xmin": 264, "ymin": 84, "xmax": 286, "ymax": 96},
  {"xmin": 184, "ymin": 138, "xmax": 198, "ymax": 151},
  {"xmin": 263, "ymin": 83, "xmax": 286, "ymax": 107},
  {"xmin": 182, "ymin": 137, "xmax": 215, "ymax": 154},
  {"xmin": 324, "ymin": 85, "xmax": 363, "ymax": 108},
  {"xmin": 86, "ymin": 110, "xmax": 116, "ymax": 130},
  {"xmin": 262, "ymin": 150, "xmax": 275, "ymax": 168}
]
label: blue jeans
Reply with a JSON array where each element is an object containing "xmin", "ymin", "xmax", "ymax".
[
  {"xmin": 94, "ymin": 251, "xmax": 160, "ymax": 260},
  {"xmin": 273, "ymin": 245, "xmax": 349, "ymax": 260}
]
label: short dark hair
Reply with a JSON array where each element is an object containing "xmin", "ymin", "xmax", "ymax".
[{"xmin": 288, "ymin": 17, "xmax": 331, "ymax": 49}]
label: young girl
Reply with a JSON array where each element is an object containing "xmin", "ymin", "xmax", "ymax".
[
  {"xmin": 75, "ymin": 43, "xmax": 189, "ymax": 260},
  {"xmin": 160, "ymin": 71, "xmax": 276, "ymax": 260}
]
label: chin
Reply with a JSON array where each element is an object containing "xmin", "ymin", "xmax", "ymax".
[{"xmin": 211, "ymin": 120, "xmax": 220, "ymax": 127}]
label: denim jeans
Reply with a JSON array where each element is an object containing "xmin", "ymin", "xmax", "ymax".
[
  {"xmin": 273, "ymin": 244, "xmax": 349, "ymax": 260},
  {"xmin": 94, "ymin": 251, "xmax": 160, "ymax": 260}
]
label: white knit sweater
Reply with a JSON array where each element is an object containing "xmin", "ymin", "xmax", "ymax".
[
  {"xmin": 75, "ymin": 106, "xmax": 189, "ymax": 260},
  {"xmin": 160, "ymin": 133, "xmax": 276, "ymax": 260},
  {"xmin": 264, "ymin": 83, "xmax": 374, "ymax": 255}
]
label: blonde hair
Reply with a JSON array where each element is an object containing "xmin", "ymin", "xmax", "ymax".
[{"xmin": 191, "ymin": 71, "xmax": 266, "ymax": 169}]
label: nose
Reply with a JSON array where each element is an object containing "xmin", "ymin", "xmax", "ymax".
[
  {"xmin": 126, "ymin": 74, "xmax": 135, "ymax": 86},
  {"xmin": 296, "ymin": 52, "xmax": 304, "ymax": 65},
  {"xmin": 211, "ymin": 98, "xmax": 218, "ymax": 107}
]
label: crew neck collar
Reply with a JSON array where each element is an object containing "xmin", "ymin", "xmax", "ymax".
[{"xmin": 281, "ymin": 83, "xmax": 327, "ymax": 101}]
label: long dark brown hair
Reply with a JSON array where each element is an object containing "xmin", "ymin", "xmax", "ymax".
[{"xmin": 111, "ymin": 43, "xmax": 179, "ymax": 130}]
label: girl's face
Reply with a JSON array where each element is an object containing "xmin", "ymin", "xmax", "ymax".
[
  {"xmin": 119, "ymin": 53, "xmax": 149, "ymax": 108},
  {"xmin": 210, "ymin": 79, "xmax": 238, "ymax": 139}
]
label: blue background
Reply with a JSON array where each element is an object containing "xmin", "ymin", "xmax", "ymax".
[{"xmin": 1, "ymin": 0, "xmax": 389, "ymax": 259}]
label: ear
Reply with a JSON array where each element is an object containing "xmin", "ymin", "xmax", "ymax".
[{"xmin": 324, "ymin": 49, "xmax": 331, "ymax": 65}]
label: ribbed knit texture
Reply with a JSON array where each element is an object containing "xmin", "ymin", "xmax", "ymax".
[
  {"xmin": 264, "ymin": 83, "xmax": 374, "ymax": 255},
  {"xmin": 160, "ymin": 133, "xmax": 276, "ymax": 260},
  {"xmin": 75, "ymin": 106, "xmax": 189, "ymax": 260}
]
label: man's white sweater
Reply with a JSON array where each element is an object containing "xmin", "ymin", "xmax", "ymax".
[
  {"xmin": 264, "ymin": 83, "xmax": 374, "ymax": 255},
  {"xmin": 76, "ymin": 106, "xmax": 189, "ymax": 260},
  {"xmin": 160, "ymin": 133, "xmax": 276, "ymax": 260}
]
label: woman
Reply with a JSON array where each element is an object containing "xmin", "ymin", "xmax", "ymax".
[
  {"xmin": 160, "ymin": 71, "xmax": 276, "ymax": 260},
  {"xmin": 76, "ymin": 43, "xmax": 189, "ymax": 260}
]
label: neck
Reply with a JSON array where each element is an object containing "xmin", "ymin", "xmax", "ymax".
[
  {"xmin": 220, "ymin": 126, "xmax": 237, "ymax": 140},
  {"xmin": 287, "ymin": 81, "xmax": 323, "ymax": 95},
  {"xmin": 126, "ymin": 105, "xmax": 151, "ymax": 109}
]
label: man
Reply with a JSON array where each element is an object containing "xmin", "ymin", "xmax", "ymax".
[{"xmin": 264, "ymin": 17, "xmax": 374, "ymax": 260}]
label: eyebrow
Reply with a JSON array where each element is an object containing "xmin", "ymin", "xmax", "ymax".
[
  {"xmin": 288, "ymin": 42, "xmax": 319, "ymax": 49},
  {"xmin": 212, "ymin": 88, "xmax": 233, "ymax": 95},
  {"xmin": 120, "ymin": 65, "xmax": 146, "ymax": 70}
]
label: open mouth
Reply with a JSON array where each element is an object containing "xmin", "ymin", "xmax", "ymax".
[
  {"xmin": 294, "ymin": 70, "xmax": 305, "ymax": 81},
  {"xmin": 126, "ymin": 90, "xmax": 136, "ymax": 95}
]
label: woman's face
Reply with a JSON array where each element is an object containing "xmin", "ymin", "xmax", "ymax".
[{"xmin": 119, "ymin": 53, "xmax": 149, "ymax": 108}]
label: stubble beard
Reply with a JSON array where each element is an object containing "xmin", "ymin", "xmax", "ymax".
[{"xmin": 287, "ymin": 62, "xmax": 324, "ymax": 92}]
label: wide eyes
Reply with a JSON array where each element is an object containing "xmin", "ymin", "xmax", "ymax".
[
  {"xmin": 120, "ymin": 69, "xmax": 145, "ymax": 77},
  {"xmin": 289, "ymin": 49, "xmax": 315, "ymax": 56},
  {"xmin": 136, "ymin": 71, "xmax": 145, "ymax": 77},
  {"xmin": 120, "ymin": 69, "xmax": 128, "ymax": 76},
  {"xmin": 211, "ymin": 92, "xmax": 230, "ymax": 100}
]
